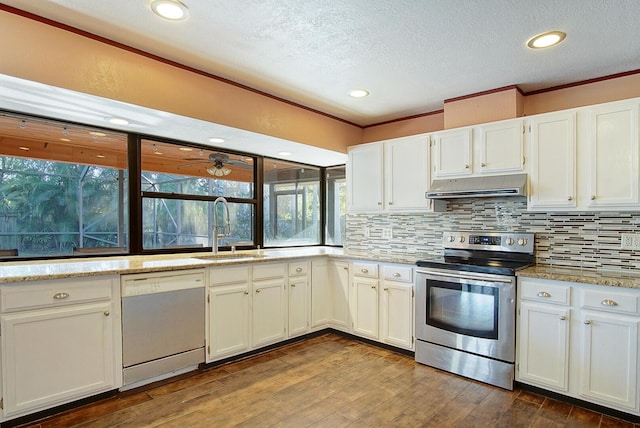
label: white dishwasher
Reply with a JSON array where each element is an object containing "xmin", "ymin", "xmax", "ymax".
[{"xmin": 121, "ymin": 270, "xmax": 205, "ymax": 388}]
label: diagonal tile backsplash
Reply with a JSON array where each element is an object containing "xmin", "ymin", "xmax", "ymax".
[{"xmin": 345, "ymin": 198, "xmax": 640, "ymax": 271}]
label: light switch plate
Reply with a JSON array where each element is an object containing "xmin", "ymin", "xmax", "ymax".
[
  {"xmin": 382, "ymin": 228, "xmax": 393, "ymax": 239},
  {"xmin": 621, "ymin": 233, "xmax": 640, "ymax": 249}
]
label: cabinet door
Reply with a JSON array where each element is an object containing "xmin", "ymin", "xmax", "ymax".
[
  {"xmin": 517, "ymin": 302, "xmax": 570, "ymax": 392},
  {"xmin": 588, "ymin": 102, "xmax": 639, "ymax": 209},
  {"xmin": 1, "ymin": 302, "xmax": 116, "ymax": 417},
  {"xmin": 207, "ymin": 283, "xmax": 250, "ymax": 361},
  {"xmin": 329, "ymin": 261, "xmax": 351, "ymax": 331},
  {"xmin": 347, "ymin": 144, "xmax": 384, "ymax": 212},
  {"xmin": 288, "ymin": 276, "xmax": 309, "ymax": 337},
  {"xmin": 479, "ymin": 119, "xmax": 525, "ymax": 174},
  {"xmin": 352, "ymin": 277, "xmax": 379, "ymax": 339},
  {"xmin": 380, "ymin": 281, "xmax": 413, "ymax": 349},
  {"xmin": 528, "ymin": 112, "xmax": 577, "ymax": 210},
  {"xmin": 385, "ymin": 137, "xmax": 431, "ymax": 211},
  {"xmin": 433, "ymin": 128, "xmax": 472, "ymax": 178},
  {"xmin": 579, "ymin": 311, "xmax": 639, "ymax": 411},
  {"xmin": 252, "ymin": 279, "xmax": 287, "ymax": 348},
  {"xmin": 311, "ymin": 260, "xmax": 331, "ymax": 328}
]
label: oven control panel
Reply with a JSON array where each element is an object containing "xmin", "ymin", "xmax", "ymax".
[{"xmin": 443, "ymin": 231, "xmax": 534, "ymax": 253}]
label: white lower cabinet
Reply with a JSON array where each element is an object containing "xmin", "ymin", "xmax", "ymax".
[
  {"xmin": 207, "ymin": 268, "xmax": 251, "ymax": 362},
  {"xmin": 310, "ymin": 259, "xmax": 331, "ymax": 329},
  {"xmin": 380, "ymin": 265, "xmax": 414, "ymax": 350},
  {"xmin": 352, "ymin": 275, "xmax": 379, "ymax": 339},
  {"xmin": 288, "ymin": 261, "xmax": 310, "ymax": 338},
  {"xmin": 518, "ymin": 277, "xmax": 640, "ymax": 415},
  {"xmin": 252, "ymin": 264, "xmax": 287, "ymax": 348},
  {"xmin": 0, "ymin": 276, "xmax": 121, "ymax": 419},
  {"xmin": 329, "ymin": 260, "xmax": 351, "ymax": 331}
]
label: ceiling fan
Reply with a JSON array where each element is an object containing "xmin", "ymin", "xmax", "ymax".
[{"xmin": 179, "ymin": 152, "xmax": 252, "ymax": 177}]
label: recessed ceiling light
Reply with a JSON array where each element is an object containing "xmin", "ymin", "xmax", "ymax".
[
  {"xmin": 90, "ymin": 131, "xmax": 107, "ymax": 137},
  {"xmin": 18, "ymin": 146, "xmax": 29, "ymax": 151},
  {"xmin": 96, "ymin": 154, "xmax": 106, "ymax": 159},
  {"xmin": 60, "ymin": 138, "xmax": 71, "ymax": 142},
  {"xmin": 149, "ymin": 0, "xmax": 189, "ymax": 21},
  {"xmin": 108, "ymin": 117, "xmax": 129, "ymax": 126},
  {"xmin": 208, "ymin": 137, "xmax": 225, "ymax": 143},
  {"xmin": 278, "ymin": 151, "xmax": 292, "ymax": 156},
  {"xmin": 348, "ymin": 89, "xmax": 370, "ymax": 98},
  {"xmin": 178, "ymin": 147, "xmax": 193, "ymax": 151},
  {"xmin": 527, "ymin": 31, "xmax": 566, "ymax": 49}
]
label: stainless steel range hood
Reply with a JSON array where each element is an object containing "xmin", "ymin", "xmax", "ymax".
[{"xmin": 425, "ymin": 173, "xmax": 527, "ymax": 199}]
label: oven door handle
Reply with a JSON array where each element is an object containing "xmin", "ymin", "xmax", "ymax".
[{"xmin": 416, "ymin": 269, "xmax": 514, "ymax": 284}]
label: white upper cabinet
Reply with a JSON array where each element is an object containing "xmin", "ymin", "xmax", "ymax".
[
  {"xmin": 432, "ymin": 128, "xmax": 473, "ymax": 177},
  {"xmin": 587, "ymin": 101, "xmax": 640, "ymax": 209},
  {"xmin": 478, "ymin": 119, "xmax": 525, "ymax": 174},
  {"xmin": 528, "ymin": 111, "xmax": 577, "ymax": 210},
  {"xmin": 348, "ymin": 135, "xmax": 441, "ymax": 213},
  {"xmin": 433, "ymin": 118, "xmax": 524, "ymax": 179},
  {"xmin": 347, "ymin": 143, "xmax": 384, "ymax": 212}
]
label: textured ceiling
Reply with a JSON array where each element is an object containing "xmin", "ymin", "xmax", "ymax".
[{"xmin": 3, "ymin": 0, "xmax": 640, "ymax": 127}]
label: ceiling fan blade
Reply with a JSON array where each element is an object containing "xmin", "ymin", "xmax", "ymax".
[{"xmin": 226, "ymin": 159, "xmax": 253, "ymax": 169}]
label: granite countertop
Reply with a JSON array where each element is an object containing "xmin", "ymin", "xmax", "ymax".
[
  {"xmin": 517, "ymin": 265, "xmax": 640, "ymax": 289},
  {"xmin": 0, "ymin": 247, "xmax": 420, "ymax": 284}
]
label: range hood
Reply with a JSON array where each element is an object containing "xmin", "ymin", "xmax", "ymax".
[{"xmin": 425, "ymin": 173, "xmax": 527, "ymax": 199}]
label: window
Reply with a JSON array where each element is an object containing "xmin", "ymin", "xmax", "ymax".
[
  {"xmin": 140, "ymin": 140, "xmax": 256, "ymax": 250},
  {"xmin": 325, "ymin": 165, "xmax": 346, "ymax": 246},
  {"xmin": 0, "ymin": 113, "xmax": 128, "ymax": 257},
  {"xmin": 263, "ymin": 159, "xmax": 320, "ymax": 247}
]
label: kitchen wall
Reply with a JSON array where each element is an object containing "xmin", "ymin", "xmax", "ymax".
[{"xmin": 345, "ymin": 198, "xmax": 640, "ymax": 271}]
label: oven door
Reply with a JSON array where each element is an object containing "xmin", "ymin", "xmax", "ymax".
[{"xmin": 415, "ymin": 269, "xmax": 516, "ymax": 363}]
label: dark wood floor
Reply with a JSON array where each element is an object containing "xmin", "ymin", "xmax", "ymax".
[{"xmin": 13, "ymin": 333, "xmax": 640, "ymax": 427}]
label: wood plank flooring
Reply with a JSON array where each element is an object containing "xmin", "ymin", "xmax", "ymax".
[{"xmin": 13, "ymin": 333, "xmax": 640, "ymax": 427}]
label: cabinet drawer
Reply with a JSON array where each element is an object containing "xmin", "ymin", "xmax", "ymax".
[
  {"xmin": 288, "ymin": 261, "xmax": 309, "ymax": 277},
  {"xmin": 210, "ymin": 266, "xmax": 249, "ymax": 286},
  {"xmin": 580, "ymin": 288, "xmax": 640, "ymax": 315},
  {"xmin": 253, "ymin": 263, "xmax": 286, "ymax": 281},
  {"xmin": 352, "ymin": 262, "xmax": 378, "ymax": 278},
  {"xmin": 382, "ymin": 265, "xmax": 413, "ymax": 283},
  {"xmin": 520, "ymin": 279, "xmax": 571, "ymax": 305},
  {"xmin": 1, "ymin": 276, "xmax": 113, "ymax": 312}
]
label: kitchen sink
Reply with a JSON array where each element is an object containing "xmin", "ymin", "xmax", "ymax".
[{"xmin": 192, "ymin": 252, "xmax": 269, "ymax": 261}]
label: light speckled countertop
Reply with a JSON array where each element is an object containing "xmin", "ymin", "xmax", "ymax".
[
  {"xmin": 0, "ymin": 247, "xmax": 420, "ymax": 284},
  {"xmin": 517, "ymin": 265, "xmax": 640, "ymax": 289}
]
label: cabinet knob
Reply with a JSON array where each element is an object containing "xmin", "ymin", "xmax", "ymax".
[
  {"xmin": 255, "ymin": 289, "xmax": 261, "ymax": 293},
  {"xmin": 361, "ymin": 268, "xmax": 369, "ymax": 274},
  {"xmin": 481, "ymin": 163, "xmax": 486, "ymax": 167},
  {"xmin": 591, "ymin": 195, "xmax": 596, "ymax": 200},
  {"xmin": 601, "ymin": 299, "xmax": 619, "ymax": 306},
  {"xmin": 290, "ymin": 283, "xmax": 296, "ymax": 287},
  {"xmin": 53, "ymin": 292, "xmax": 70, "ymax": 300},
  {"xmin": 244, "ymin": 291, "xmax": 249, "ymax": 295},
  {"xmin": 393, "ymin": 272, "xmax": 401, "ymax": 278},
  {"xmin": 371, "ymin": 285, "xmax": 377, "ymax": 289},
  {"xmin": 465, "ymin": 164, "xmax": 470, "ymax": 169},
  {"xmin": 388, "ymin": 201, "xmax": 393, "ymax": 205},
  {"xmin": 104, "ymin": 311, "xmax": 110, "ymax": 317},
  {"xmin": 567, "ymin": 196, "xmax": 573, "ymax": 201},
  {"xmin": 296, "ymin": 267, "xmax": 303, "ymax": 273},
  {"xmin": 537, "ymin": 291, "xmax": 551, "ymax": 298},
  {"xmin": 584, "ymin": 320, "xmax": 592, "ymax": 325},
  {"xmin": 383, "ymin": 288, "xmax": 389, "ymax": 291},
  {"xmin": 559, "ymin": 315, "xmax": 566, "ymax": 321},
  {"xmin": 377, "ymin": 202, "xmax": 382, "ymax": 206}
]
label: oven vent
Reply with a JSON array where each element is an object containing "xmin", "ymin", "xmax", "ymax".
[{"xmin": 425, "ymin": 173, "xmax": 527, "ymax": 199}]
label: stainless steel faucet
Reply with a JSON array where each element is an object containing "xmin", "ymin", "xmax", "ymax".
[{"xmin": 212, "ymin": 197, "xmax": 231, "ymax": 254}]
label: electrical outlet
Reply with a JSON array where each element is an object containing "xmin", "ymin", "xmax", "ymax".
[
  {"xmin": 621, "ymin": 233, "xmax": 640, "ymax": 249},
  {"xmin": 382, "ymin": 228, "xmax": 393, "ymax": 239},
  {"xmin": 364, "ymin": 226, "xmax": 370, "ymax": 238}
]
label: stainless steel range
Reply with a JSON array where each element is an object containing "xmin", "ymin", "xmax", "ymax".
[{"xmin": 414, "ymin": 231, "xmax": 534, "ymax": 390}]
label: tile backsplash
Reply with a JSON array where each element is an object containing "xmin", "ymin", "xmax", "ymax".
[{"xmin": 345, "ymin": 198, "xmax": 640, "ymax": 271}]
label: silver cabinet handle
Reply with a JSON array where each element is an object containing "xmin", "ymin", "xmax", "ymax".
[
  {"xmin": 389, "ymin": 201, "xmax": 393, "ymax": 205},
  {"xmin": 377, "ymin": 202, "xmax": 382, "ymax": 206},
  {"xmin": 104, "ymin": 311, "xmax": 110, "ymax": 316},
  {"xmin": 591, "ymin": 195, "xmax": 596, "ymax": 200},
  {"xmin": 537, "ymin": 291, "xmax": 551, "ymax": 298},
  {"xmin": 255, "ymin": 289, "xmax": 261, "ymax": 293},
  {"xmin": 295, "ymin": 267, "xmax": 303, "ymax": 273},
  {"xmin": 361, "ymin": 268, "xmax": 369, "ymax": 274},
  {"xmin": 559, "ymin": 315, "xmax": 567, "ymax": 320},
  {"xmin": 567, "ymin": 196, "xmax": 573, "ymax": 201},
  {"xmin": 244, "ymin": 291, "xmax": 249, "ymax": 295},
  {"xmin": 465, "ymin": 164, "xmax": 470, "ymax": 169},
  {"xmin": 584, "ymin": 320, "xmax": 592, "ymax": 325},
  {"xmin": 481, "ymin": 163, "xmax": 486, "ymax": 167},
  {"xmin": 383, "ymin": 287, "xmax": 389, "ymax": 291},
  {"xmin": 392, "ymin": 272, "xmax": 401, "ymax": 278},
  {"xmin": 371, "ymin": 285, "xmax": 376, "ymax": 289},
  {"xmin": 601, "ymin": 299, "xmax": 619, "ymax": 306},
  {"xmin": 343, "ymin": 267, "xmax": 349, "ymax": 271},
  {"xmin": 53, "ymin": 292, "xmax": 69, "ymax": 300},
  {"xmin": 291, "ymin": 283, "xmax": 296, "ymax": 287}
]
